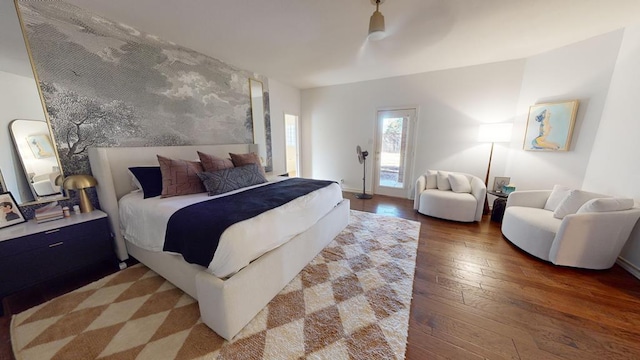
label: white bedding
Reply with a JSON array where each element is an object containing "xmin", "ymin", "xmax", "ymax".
[{"xmin": 119, "ymin": 179, "xmax": 343, "ymax": 278}]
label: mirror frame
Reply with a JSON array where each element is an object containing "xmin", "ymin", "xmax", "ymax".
[
  {"xmin": 9, "ymin": 0, "xmax": 67, "ymax": 205},
  {"xmin": 0, "ymin": 169, "xmax": 6, "ymax": 193},
  {"xmin": 9, "ymin": 119, "xmax": 64, "ymax": 201},
  {"xmin": 249, "ymin": 78, "xmax": 268, "ymax": 167}
]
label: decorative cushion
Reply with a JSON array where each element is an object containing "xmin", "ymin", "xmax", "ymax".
[
  {"xmin": 157, "ymin": 155, "xmax": 206, "ymax": 197},
  {"xmin": 425, "ymin": 170, "xmax": 437, "ymax": 189},
  {"xmin": 577, "ymin": 198, "xmax": 635, "ymax": 213},
  {"xmin": 197, "ymin": 151, "xmax": 234, "ymax": 173},
  {"xmin": 197, "ymin": 164, "xmax": 267, "ymax": 196},
  {"xmin": 437, "ymin": 171, "xmax": 451, "ymax": 191},
  {"xmin": 128, "ymin": 167, "xmax": 162, "ymax": 199},
  {"xmin": 544, "ymin": 185, "xmax": 572, "ymax": 211},
  {"xmin": 553, "ymin": 190, "xmax": 604, "ymax": 219},
  {"xmin": 229, "ymin": 152, "xmax": 265, "ymax": 175},
  {"xmin": 448, "ymin": 173, "xmax": 471, "ymax": 193}
]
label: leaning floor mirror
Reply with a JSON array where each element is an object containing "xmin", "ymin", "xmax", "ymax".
[
  {"xmin": 10, "ymin": 119, "xmax": 64, "ymax": 201},
  {"xmin": 0, "ymin": 169, "xmax": 6, "ymax": 193},
  {"xmin": 249, "ymin": 78, "xmax": 268, "ymax": 169}
]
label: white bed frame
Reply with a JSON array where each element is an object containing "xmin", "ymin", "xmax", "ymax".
[{"xmin": 88, "ymin": 144, "xmax": 350, "ymax": 340}]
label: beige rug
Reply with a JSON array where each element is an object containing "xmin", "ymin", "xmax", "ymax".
[{"xmin": 11, "ymin": 210, "xmax": 419, "ymax": 360}]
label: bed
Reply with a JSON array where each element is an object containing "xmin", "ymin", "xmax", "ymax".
[{"xmin": 88, "ymin": 144, "xmax": 350, "ymax": 340}]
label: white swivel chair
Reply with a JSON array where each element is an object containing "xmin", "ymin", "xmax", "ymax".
[
  {"xmin": 414, "ymin": 170, "xmax": 486, "ymax": 222},
  {"xmin": 501, "ymin": 188, "xmax": 640, "ymax": 269}
]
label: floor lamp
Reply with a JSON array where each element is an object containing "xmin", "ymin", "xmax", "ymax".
[{"xmin": 477, "ymin": 123, "xmax": 513, "ymax": 214}]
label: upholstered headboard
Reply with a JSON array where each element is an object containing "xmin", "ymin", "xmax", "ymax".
[{"xmin": 88, "ymin": 144, "xmax": 258, "ymax": 262}]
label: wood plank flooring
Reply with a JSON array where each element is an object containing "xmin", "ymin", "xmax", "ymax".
[
  {"xmin": 348, "ymin": 193, "xmax": 640, "ymax": 360},
  {"xmin": 2, "ymin": 193, "xmax": 640, "ymax": 359}
]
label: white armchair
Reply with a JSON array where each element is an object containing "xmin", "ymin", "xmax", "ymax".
[
  {"xmin": 501, "ymin": 189, "xmax": 640, "ymax": 269},
  {"xmin": 414, "ymin": 170, "xmax": 486, "ymax": 222}
]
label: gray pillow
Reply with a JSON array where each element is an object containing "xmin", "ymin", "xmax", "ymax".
[{"xmin": 197, "ymin": 163, "xmax": 267, "ymax": 196}]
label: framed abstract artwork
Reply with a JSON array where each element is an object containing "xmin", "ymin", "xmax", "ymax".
[
  {"xmin": 523, "ymin": 100, "xmax": 579, "ymax": 151},
  {"xmin": 26, "ymin": 134, "xmax": 55, "ymax": 159},
  {"xmin": 0, "ymin": 192, "xmax": 27, "ymax": 229}
]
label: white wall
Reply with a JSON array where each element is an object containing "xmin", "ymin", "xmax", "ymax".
[
  {"xmin": 267, "ymin": 78, "xmax": 301, "ymax": 175},
  {"xmin": 0, "ymin": 71, "xmax": 47, "ymax": 203},
  {"xmin": 301, "ymin": 60, "xmax": 525, "ymax": 195},
  {"xmin": 505, "ymin": 30, "xmax": 623, "ymax": 190},
  {"xmin": 582, "ymin": 25, "xmax": 640, "ymax": 276},
  {"xmin": 0, "ymin": 0, "xmax": 34, "ymax": 78},
  {"xmin": 0, "ymin": 0, "xmax": 48, "ymax": 204}
]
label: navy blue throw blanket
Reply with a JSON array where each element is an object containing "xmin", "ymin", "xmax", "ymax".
[{"xmin": 163, "ymin": 178, "xmax": 335, "ymax": 267}]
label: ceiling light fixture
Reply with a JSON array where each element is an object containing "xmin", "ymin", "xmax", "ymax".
[{"xmin": 368, "ymin": 0, "xmax": 386, "ymax": 41}]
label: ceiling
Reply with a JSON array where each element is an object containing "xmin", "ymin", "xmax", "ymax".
[{"xmin": 60, "ymin": 0, "xmax": 640, "ymax": 89}]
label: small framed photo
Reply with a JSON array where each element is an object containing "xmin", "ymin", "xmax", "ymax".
[
  {"xmin": 493, "ymin": 177, "xmax": 511, "ymax": 192},
  {"xmin": 0, "ymin": 192, "xmax": 26, "ymax": 229}
]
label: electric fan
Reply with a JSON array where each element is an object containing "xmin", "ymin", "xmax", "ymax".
[{"xmin": 355, "ymin": 145, "xmax": 373, "ymax": 199}]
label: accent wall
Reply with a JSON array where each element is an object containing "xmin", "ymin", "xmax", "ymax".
[
  {"xmin": 582, "ymin": 24, "xmax": 640, "ymax": 277},
  {"xmin": 18, "ymin": 1, "xmax": 272, "ymax": 177}
]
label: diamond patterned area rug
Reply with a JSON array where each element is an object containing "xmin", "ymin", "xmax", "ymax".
[{"xmin": 11, "ymin": 210, "xmax": 420, "ymax": 360}]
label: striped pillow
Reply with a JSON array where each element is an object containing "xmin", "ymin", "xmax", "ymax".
[{"xmin": 197, "ymin": 164, "xmax": 267, "ymax": 196}]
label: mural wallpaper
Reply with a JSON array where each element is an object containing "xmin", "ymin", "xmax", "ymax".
[{"xmin": 18, "ymin": 1, "xmax": 272, "ymax": 180}]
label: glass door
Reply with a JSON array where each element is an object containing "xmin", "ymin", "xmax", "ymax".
[
  {"xmin": 284, "ymin": 114, "xmax": 300, "ymax": 177},
  {"xmin": 373, "ymin": 109, "xmax": 417, "ymax": 198}
]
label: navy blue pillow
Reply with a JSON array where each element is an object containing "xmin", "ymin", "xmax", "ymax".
[{"xmin": 129, "ymin": 167, "xmax": 162, "ymax": 198}]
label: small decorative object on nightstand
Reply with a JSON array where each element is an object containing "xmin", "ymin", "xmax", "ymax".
[
  {"xmin": 0, "ymin": 210, "xmax": 115, "ymax": 315},
  {"xmin": 488, "ymin": 190, "xmax": 509, "ymax": 222},
  {"xmin": 62, "ymin": 174, "xmax": 98, "ymax": 213}
]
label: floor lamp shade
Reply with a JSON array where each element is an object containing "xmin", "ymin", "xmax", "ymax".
[{"xmin": 477, "ymin": 123, "xmax": 513, "ymax": 143}]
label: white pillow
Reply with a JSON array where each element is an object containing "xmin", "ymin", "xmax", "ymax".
[
  {"xmin": 437, "ymin": 171, "xmax": 451, "ymax": 191},
  {"xmin": 544, "ymin": 185, "xmax": 572, "ymax": 211},
  {"xmin": 553, "ymin": 190, "xmax": 604, "ymax": 219},
  {"xmin": 127, "ymin": 169, "xmax": 143, "ymax": 192},
  {"xmin": 425, "ymin": 170, "xmax": 437, "ymax": 189},
  {"xmin": 448, "ymin": 173, "xmax": 471, "ymax": 193},
  {"xmin": 577, "ymin": 198, "xmax": 635, "ymax": 213}
]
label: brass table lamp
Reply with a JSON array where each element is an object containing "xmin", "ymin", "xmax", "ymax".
[{"xmin": 62, "ymin": 175, "xmax": 98, "ymax": 213}]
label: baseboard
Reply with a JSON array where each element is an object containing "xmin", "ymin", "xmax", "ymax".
[
  {"xmin": 342, "ymin": 187, "xmax": 366, "ymax": 194},
  {"xmin": 616, "ymin": 257, "xmax": 640, "ymax": 280}
]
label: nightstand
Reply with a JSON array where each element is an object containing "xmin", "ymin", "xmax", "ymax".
[
  {"xmin": 0, "ymin": 210, "xmax": 115, "ymax": 314},
  {"xmin": 488, "ymin": 191, "xmax": 509, "ymax": 222}
]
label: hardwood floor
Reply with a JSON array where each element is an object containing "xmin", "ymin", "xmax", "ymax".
[
  {"xmin": 2, "ymin": 193, "xmax": 640, "ymax": 359},
  {"xmin": 351, "ymin": 193, "xmax": 640, "ymax": 360}
]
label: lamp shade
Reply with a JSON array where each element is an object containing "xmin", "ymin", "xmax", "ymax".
[
  {"xmin": 477, "ymin": 123, "xmax": 513, "ymax": 143},
  {"xmin": 368, "ymin": 10, "xmax": 385, "ymax": 40},
  {"xmin": 62, "ymin": 174, "xmax": 97, "ymax": 213},
  {"xmin": 62, "ymin": 174, "xmax": 97, "ymax": 190}
]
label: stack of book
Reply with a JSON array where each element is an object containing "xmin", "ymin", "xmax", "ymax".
[{"xmin": 34, "ymin": 203, "xmax": 64, "ymax": 223}]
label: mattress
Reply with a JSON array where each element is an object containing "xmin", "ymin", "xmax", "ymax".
[{"xmin": 119, "ymin": 179, "xmax": 343, "ymax": 278}]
